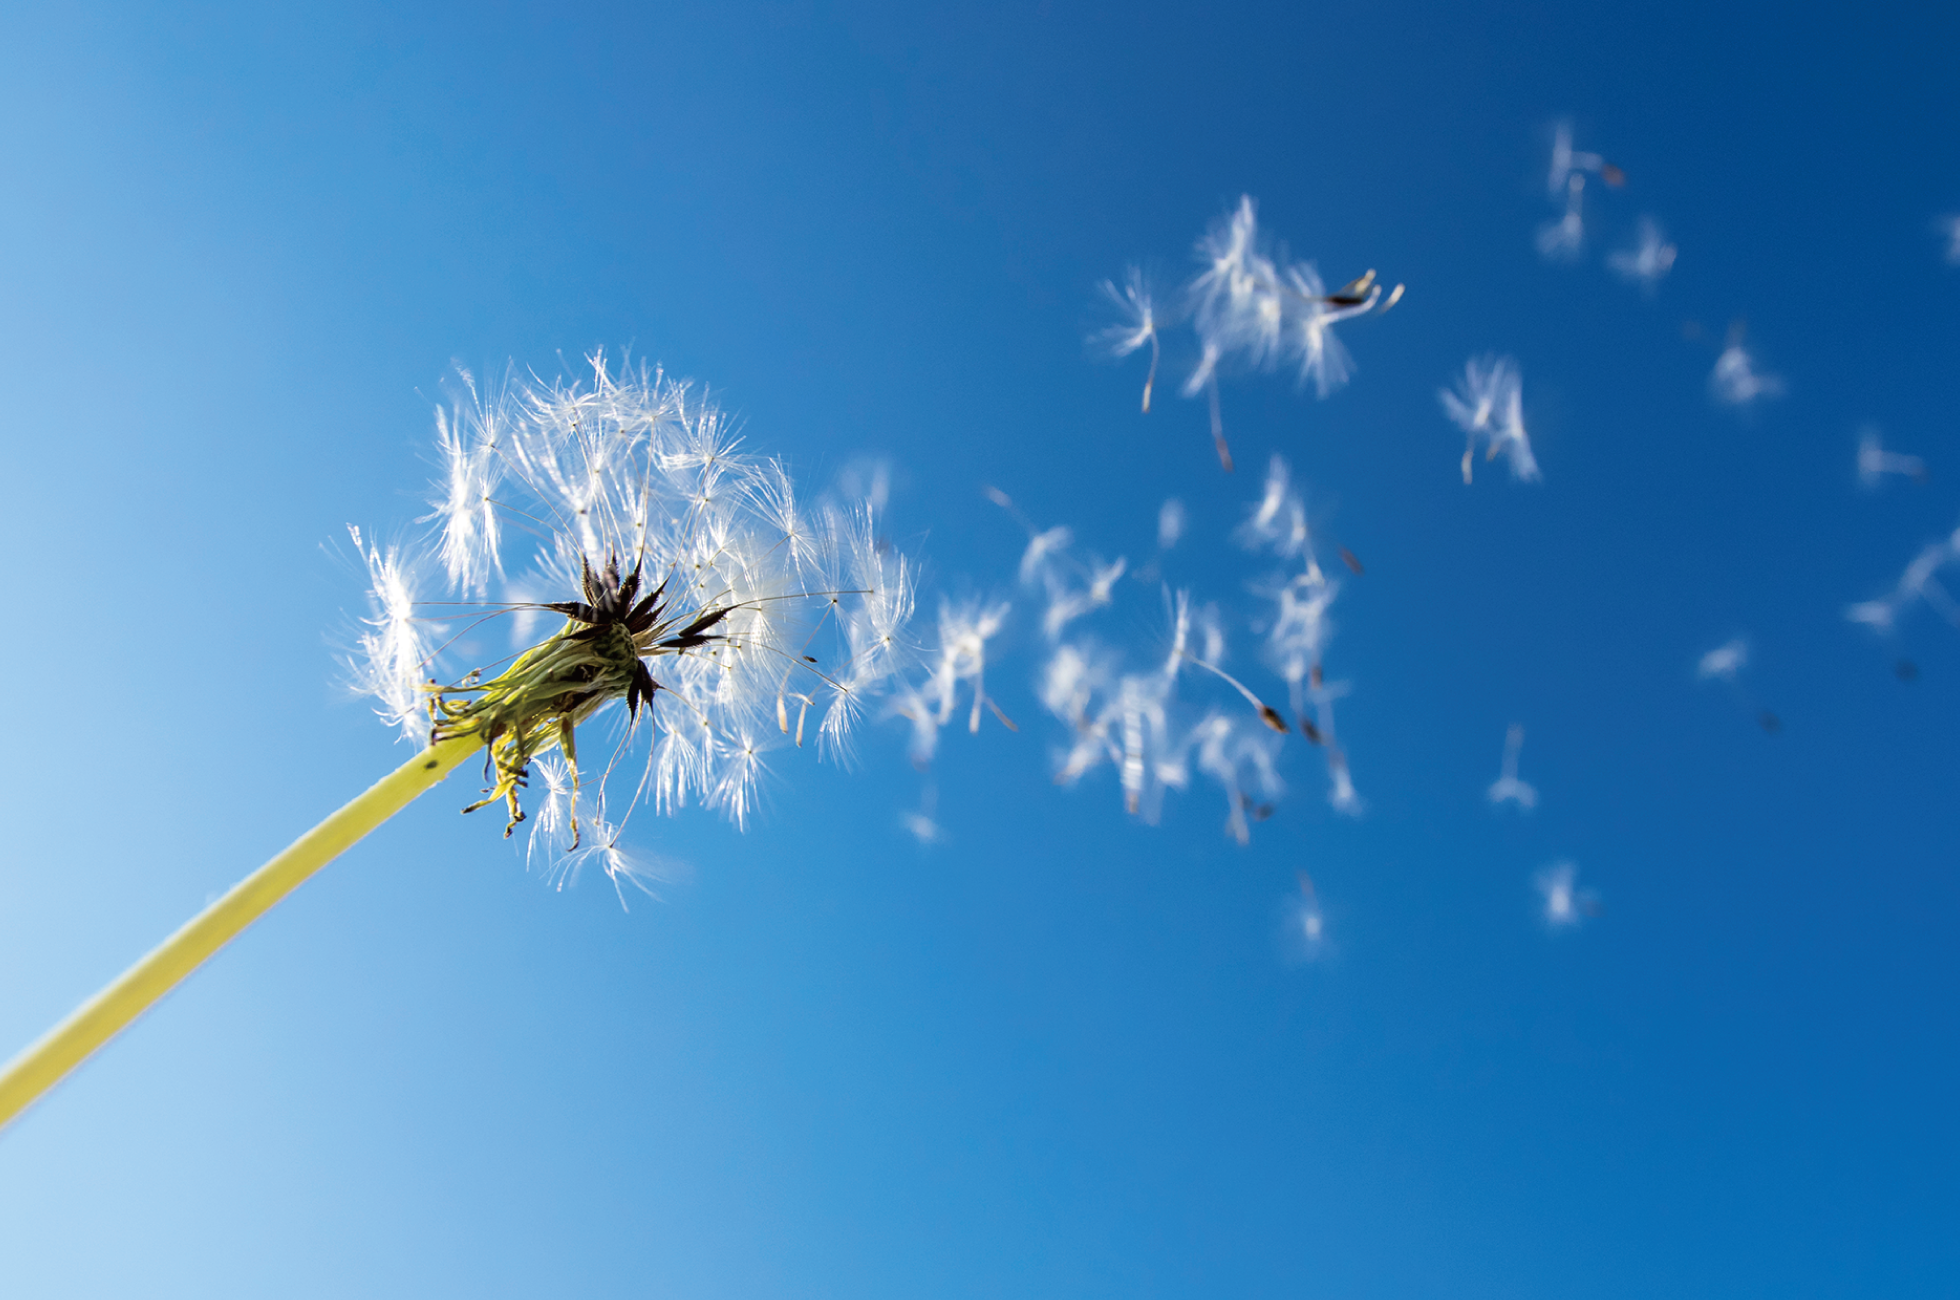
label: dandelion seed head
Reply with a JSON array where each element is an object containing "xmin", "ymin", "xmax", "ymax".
[{"xmin": 357, "ymin": 353, "xmax": 914, "ymax": 868}]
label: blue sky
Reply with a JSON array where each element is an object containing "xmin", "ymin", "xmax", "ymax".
[{"xmin": 2, "ymin": 1, "xmax": 1958, "ymax": 1296}]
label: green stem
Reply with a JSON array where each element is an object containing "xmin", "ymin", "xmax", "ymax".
[{"xmin": 0, "ymin": 733, "xmax": 485, "ymax": 1132}]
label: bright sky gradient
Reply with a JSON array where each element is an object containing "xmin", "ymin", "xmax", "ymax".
[{"xmin": 2, "ymin": 2, "xmax": 1958, "ymax": 1296}]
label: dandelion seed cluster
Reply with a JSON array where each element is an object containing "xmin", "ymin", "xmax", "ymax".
[
  {"xmin": 892, "ymin": 460, "xmax": 1358, "ymax": 848},
  {"xmin": 355, "ymin": 353, "xmax": 913, "ymax": 893}
]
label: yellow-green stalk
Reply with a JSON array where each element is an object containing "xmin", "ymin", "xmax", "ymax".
[{"xmin": 0, "ymin": 734, "xmax": 484, "ymax": 1132}]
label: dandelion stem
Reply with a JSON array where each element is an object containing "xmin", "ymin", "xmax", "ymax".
[{"xmin": 0, "ymin": 733, "xmax": 485, "ymax": 1132}]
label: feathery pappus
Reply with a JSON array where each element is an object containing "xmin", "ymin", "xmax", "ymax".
[
  {"xmin": 1846, "ymin": 525, "xmax": 1960, "ymax": 634},
  {"xmin": 1089, "ymin": 196, "xmax": 1403, "ymax": 470},
  {"xmin": 1857, "ymin": 426, "xmax": 1929, "ymax": 487},
  {"xmin": 1536, "ymin": 861, "xmax": 1601, "ymax": 929},
  {"xmin": 1439, "ymin": 355, "xmax": 1540, "ymax": 485},
  {"xmin": 1236, "ymin": 457, "xmax": 1365, "ymax": 815},
  {"xmin": 1696, "ymin": 638, "xmax": 1749, "ymax": 682},
  {"xmin": 1536, "ymin": 124, "xmax": 1630, "ymax": 268},
  {"xmin": 1607, "ymin": 217, "xmax": 1678, "ymax": 293},
  {"xmin": 888, "ymin": 597, "xmax": 1017, "ymax": 769},
  {"xmin": 1537, "ymin": 174, "xmax": 1588, "ymax": 263},
  {"xmin": 351, "ymin": 352, "xmax": 916, "ymax": 897},
  {"xmin": 985, "ymin": 489, "xmax": 1297, "ymax": 843},
  {"xmin": 1282, "ymin": 870, "xmax": 1329, "ymax": 961},
  {"xmin": 1547, "ymin": 120, "xmax": 1626, "ymax": 195},
  {"xmin": 1487, "ymin": 724, "xmax": 1538, "ymax": 810},
  {"xmin": 1709, "ymin": 323, "xmax": 1784, "ymax": 409},
  {"xmin": 1538, "ymin": 121, "xmax": 1627, "ymax": 266}
]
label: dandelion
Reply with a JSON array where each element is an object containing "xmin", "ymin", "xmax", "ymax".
[
  {"xmin": 1857, "ymin": 425, "xmax": 1928, "ymax": 487},
  {"xmin": 0, "ymin": 351, "xmax": 915, "ymax": 1130},
  {"xmin": 1697, "ymin": 638, "xmax": 1749, "ymax": 682},
  {"xmin": 1439, "ymin": 355, "xmax": 1539, "ymax": 484},
  {"xmin": 1536, "ymin": 861, "xmax": 1599, "ymax": 929},
  {"xmin": 1607, "ymin": 217, "xmax": 1677, "ymax": 293},
  {"xmin": 1094, "ymin": 265, "xmax": 1163, "ymax": 413},
  {"xmin": 1487, "ymin": 724, "xmax": 1538, "ymax": 810},
  {"xmin": 1536, "ymin": 174, "xmax": 1587, "ymax": 262},
  {"xmin": 1710, "ymin": 325, "xmax": 1784, "ymax": 408}
]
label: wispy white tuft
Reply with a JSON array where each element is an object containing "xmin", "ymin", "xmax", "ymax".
[
  {"xmin": 1547, "ymin": 120, "xmax": 1623, "ymax": 196},
  {"xmin": 1710, "ymin": 335, "xmax": 1784, "ymax": 408},
  {"xmin": 426, "ymin": 368, "xmax": 508, "ymax": 595},
  {"xmin": 1536, "ymin": 175, "xmax": 1587, "ymax": 262},
  {"xmin": 1536, "ymin": 861, "xmax": 1597, "ymax": 929},
  {"xmin": 1282, "ymin": 872, "xmax": 1328, "ymax": 961},
  {"xmin": 1857, "ymin": 425, "xmax": 1928, "ymax": 488},
  {"xmin": 1607, "ymin": 217, "xmax": 1677, "ymax": 293},
  {"xmin": 1184, "ymin": 197, "xmax": 1382, "ymax": 401},
  {"xmin": 1088, "ymin": 197, "xmax": 1399, "ymax": 467},
  {"xmin": 525, "ymin": 756, "xmax": 681, "ymax": 907},
  {"xmin": 1157, "ymin": 498, "xmax": 1187, "ymax": 551},
  {"xmin": 1845, "ymin": 525, "xmax": 1960, "ymax": 634},
  {"xmin": 1487, "ymin": 724, "xmax": 1538, "ymax": 810},
  {"xmin": 1440, "ymin": 356, "xmax": 1539, "ymax": 484},
  {"xmin": 1014, "ymin": 509, "xmax": 1294, "ymax": 838},
  {"xmin": 1697, "ymin": 638, "xmax": 1749, "ymax": 682},
  {"xmin": 899, "ymin": 783, "xmax": 946, "ymax": 845},
  {"xmin": 346, "ymin": 525, "xmax": 432, "ymax": 742},
  {"xmin": 927, "ymin": 599, "xmax": 1014, "ymax": 737},
  {"xmin": 1093, "ymin": 265, "xmax": 1164, "ymax": 413},
  {"xmin": 1238, "ymin": 457, "xmax": 1363, "ymax": 814}
]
